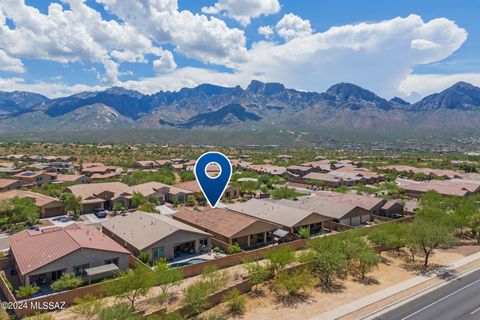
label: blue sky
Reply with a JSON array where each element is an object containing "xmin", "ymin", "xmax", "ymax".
[{"xmin": 0, "ymin": 0, "xmax": 478, "ymax": 100}]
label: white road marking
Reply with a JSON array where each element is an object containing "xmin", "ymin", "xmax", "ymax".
[
  {"xmin": 470, "ymin": 305, "xmax": 480, "ymax": 315},
  {"xmin": 401, "ymin": 277, "xmax": 480, "ymax": 320}
]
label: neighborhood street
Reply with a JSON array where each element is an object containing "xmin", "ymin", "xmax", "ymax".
[
  {"xmin": 0, "ymin": 232, "xmax": 9, "ymax": 252},
  {"xmin": 376, "ymin": 268, "xmax": 480, "ymax": 320}
]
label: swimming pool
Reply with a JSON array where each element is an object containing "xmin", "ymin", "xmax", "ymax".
[{"xmin": 169, "ymin": 258, "xmax": 208, "ymax": 268}]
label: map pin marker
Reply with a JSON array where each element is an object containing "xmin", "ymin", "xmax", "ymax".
[{"xmin": 194, "ymin": 151, "xmax": 232, "ymax": 208}]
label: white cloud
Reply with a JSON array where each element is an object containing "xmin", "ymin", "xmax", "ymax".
[
  {"xmin": 399, "ymin": 73, "xmax": 480, "ymax": 98},
  {"xmin": 0, "ymin": 0, "xmax": 157, "ymax": 83},
  {"xmin": 0, "ymin": 76, "xmax": 106, "ymax": 98},
  {"xmin": 153, "ymin": 50, "xmax": 177, "ymax": 73},
  {"xmin": 411, "ymin": 39, "xmax": 440, "ymax": 50},
  {"xmin": 0, "ymin": 6, "xmax": 471, "ymax": 102},
  {"xmin": 258, "ymin": 25, "xmax": 274, "ymax": 39},
  {"xmin": 0, "ymin": 49, "xmax": 24, "ymax": 73},
  {"xmin": 98, "ymin": 0, "xmax": 248, "ymax": 66},
  {"xmin": 275, "ymin": 13, "xmax": 313, "ymax": 41},
  {"xmin": 238, "ymin": 14, "xmax": 466, "ymax": 99},
  {"xmin": 202, "ymin": 0, "xmax": 280, "ymax": 26}
]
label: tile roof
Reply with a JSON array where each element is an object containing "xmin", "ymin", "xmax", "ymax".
[
  {"xmin": 102, "ymin": 211, "xmax": 210, "ymax": 250},
  {"xmin": 399, "ymin": 179, "xmax": 480, "ymax": 197},
  {"xmin": 0, "ymin": 190, "xmax": 62, "ymax": 207},
  {"xmin": 174, "ymin": 207, "xmax": 274, "ymax": 238},
  {"xmin": 228, "ymin": 199, "xmax": 326, "ymax": 228},
  {"xmin": 276, "ymin": 197, "xmax": 362, "ymax": 220},
  {"xmin": 314, "ymin": 191, "xmax": 386, "ymax": 211},
  {"xmin": 0, "ymin": 178, "xmax": 20, "ymax": 188},
  {"xmin": 9, "ymin": 224, "xmax": 129, "ymax": 276},
  {"xmin": 67, "ymin": 182, "xmax": 132, "ymax": 203}
]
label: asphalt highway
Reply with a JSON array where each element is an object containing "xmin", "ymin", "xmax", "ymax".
[{"xmin": 375, "ymin": 268, "xmax": 480, "ymax": 320}]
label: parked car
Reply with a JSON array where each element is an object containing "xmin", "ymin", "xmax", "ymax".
[{"xmin": 94, "ymin": 209, "xmax": 108, "ymax": 218}]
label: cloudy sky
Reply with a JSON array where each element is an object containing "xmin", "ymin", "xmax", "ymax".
[{"xmin": 0, "ymin": 0, "xmax": 477, "ymax": 100}]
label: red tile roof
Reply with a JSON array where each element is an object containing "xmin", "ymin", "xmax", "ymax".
[{"xmin": 9, "ymin": 224, "xmax": 130, "ymax": 276}]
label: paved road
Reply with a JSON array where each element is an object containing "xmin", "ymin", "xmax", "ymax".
[
  {"xmin": 0, "ymin": 233, "xmax": 9, "ymax": 252},
  {"xmin": 376, "ymin": 268, "xmax": 480, "ymax": 320}
]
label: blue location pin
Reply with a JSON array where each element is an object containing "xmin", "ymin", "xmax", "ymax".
[{"xmin": 194, "ymin": 152, "xmax": 232, "ymax": 208}]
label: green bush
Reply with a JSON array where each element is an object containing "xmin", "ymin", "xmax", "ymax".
[
  {"xmin": 16, "ymin": 284, "xmax": 39, "ymax": 298},
  {"xmin": 297, "ymin": 227, "xmax": 310, "ymax": 239},
  {"xmin": 1, "ymin": 272, "xmax": 13, "ymax": 292},
  {"xmin": 138, "ymin": 251, "xmax": 151, "ymax": 264},
  {"xmin": 50, "ymin": 273, "xmax": 83, "ymax": 291},
  {"xmin": 228, "ymin": 243, "xmax": 242, "ymax": 254},
  {"xmin": 274, "ymin": 268, "xmax": 315, "ymax": 296},
  {"xmin": 99, "ymin": 302, "xmax": 141, "ymax": 320},
  {"xmin": 222, "ymin": 288, "xmax": 246, "ymax": 315}
]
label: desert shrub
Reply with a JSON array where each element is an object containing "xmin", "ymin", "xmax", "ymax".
[
  {"xmin": 16, "ymin": 284, "xmax": 39, "ymax": 298},
  {"xmin": 51, "ymin": 273, "xmax": 83, "ymax": 291}
]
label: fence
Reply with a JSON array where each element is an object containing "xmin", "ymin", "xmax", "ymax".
[
  {"xmin": 0, "ymin": 256, "xmax": 12, "ymax": 270},
  {"xmin": 0, "ymin": 215, "xmax": 416, "ymax": 318},
  {"xmin": 0, "ymin": 254, "xmax": 146, "ymax": 318},
  {"xmin": 144, "ymin": 278, "xmax": 253, "ymax": 318},
  {"xmin": 179, "ymin": 238, "xmax": 309, "ymax": 278},
  {"xmin": 324, "ymin": 220, "xmax": 354, "ymax": 232}
]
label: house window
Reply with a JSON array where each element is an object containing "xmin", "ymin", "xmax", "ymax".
[
  {"xmin": 152, "ymin": 247, "xmax": 164, "ymax": 260},
  {"xmin": 199, "ymin": 238, "xmax": 208, "ymax": 247},
  {"xmin": 73, "ymin": 263, "xmax": 90, "ymax": 276},
  {"xmin": 105, "ymin": 257, "xmax": 119, "ymax": 266}
]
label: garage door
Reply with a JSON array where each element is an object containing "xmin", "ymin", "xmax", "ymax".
[
  {"xmin": 340, "ymin": 218, "xmax": 351, "ymax": 225},
  {"xmin": 360, "ymin": 214, "xmax": 371, "ymax": 223},
  {"xmin": 43, "ymin": 207, "xmax": 64, "ymax": 218},
  {"xmin": 350, "ymin": 216, "xmax": 361, "ymax": 226},
  {"xmin": 82, "ymin": 203, "xmax": 103, "ymax": 214}
]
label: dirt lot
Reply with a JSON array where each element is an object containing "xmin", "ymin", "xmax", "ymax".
[
  {"xmin": 45, "ymin": 242, "xmax": 480, "ymax": 320},
  {"xmin": 204, "ymin": 243, "xmax": 480, "ymax": 320}
]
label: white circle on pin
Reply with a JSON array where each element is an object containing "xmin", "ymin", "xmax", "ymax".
[{"xmin": 205, "ymin": 161, "xmax": 222, "ymax": 179}]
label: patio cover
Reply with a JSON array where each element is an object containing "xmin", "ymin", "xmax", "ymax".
[
  {"xmin": 85, "ymin": 263, "xmax": 119, "ymax": 276},
  {"xmin": 273, "ymin": 229, "xmax": 289, "ymax": 238},
  {"xmin": 85, "ymin": 263, "xmax": 119, "ymax": 284}
]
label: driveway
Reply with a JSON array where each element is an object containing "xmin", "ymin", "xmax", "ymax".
[{"xmin": 44, "ymin": 215, "xmax": 75, "ymax": 227}]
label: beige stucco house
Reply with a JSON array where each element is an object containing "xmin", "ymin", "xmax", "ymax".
[{"xmin": 102, "ymin": 211, "xmax": 211, "ymax": 263}]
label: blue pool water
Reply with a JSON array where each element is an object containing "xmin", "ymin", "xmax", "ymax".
[{"xmin": 169, "ymin": 258, "xmax": 208, "ymax": 268}]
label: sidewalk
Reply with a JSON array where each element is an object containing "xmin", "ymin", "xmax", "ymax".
[{"xmin": 311, "ymin": 251, "xmax": 480, "ymax": 320}]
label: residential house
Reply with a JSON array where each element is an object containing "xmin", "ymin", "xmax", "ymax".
[
  {"xmin": 301, "ymin": 160, "xmax": 334, "ymax": 172},
  {"xmin": 130, "ymin": 181, "xmax": 170, "ymax": 204},
  {"xmin": 247, "ymin": 164, "xmax": 287, "ymax": 176},
  {"xmin": 0, "ymin": 190, "xmax": 65, "ymax": 218},
  {"xmin": 102, "ymin": 211, "xmax": 211, "ymax": 262},
  {"xmin": 65, "ymin": 182, "xmax": 133, "ymax": 213},
  {"xmin": 381, "ymin": 165, "xmax": 461, "ymax": 180},
  {"xmin": 9, "ymin": 224, "xmax": 130, "ymax": 286},
  {"xmin": 173, "ymin": 208, "xmax": 280, "ymax": 249},
  {"xmin": 277, "ymin": 196, "xmax": 371, "ymax": 226},
  {"xmin": 286, "ymin": 165, "xmax": 314, "ymax": 177},
  {"xmin": 380, "ymin": 201, "xmax": 404, "ymax": 218},
  {"xmin": 12, "ymin": 171, "xmax": 56, "ymax": 186},
  {"xmin": 0, "ymin": 179, "xmax": 24, "ymax": 192},
  {"xmin": 57, "ymin": 174, "xmax": 91, "ymax": 185},
  {"xmin": 132, "ymin": 161, "xmax": 159, "ymax": 170},
  {"xmin": 43, "ymin": 156, "xmax": 77, "ymax": 162},
  {"xmin": 398, "ymin": 179, "xmax": 480, "ymax": 197},
  {"xmin": 81, "ymin": 165, "xmax": 120, "ymax": 178},
  {"xmin": 174, "ymin": 180, "xmax": 239, "ymax": 199},
  {"xmin": 302, "ymin": 172, "xmax": 346, "ymax": 188},
  {"xmin": 228, "ymin": 199, "xmax": 330, "ymax": 236},
  {"xmin": 313, "ymin": 191, "xmax": 387, "ymax": 216},
  {"xmin": 47, "ymin": 162, "xmax": 74, "ymax": 173}
]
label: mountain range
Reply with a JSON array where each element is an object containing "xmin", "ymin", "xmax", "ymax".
[{"xmin": 1, "ymin": 80, "xmax": 480, "ymax": 138}]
